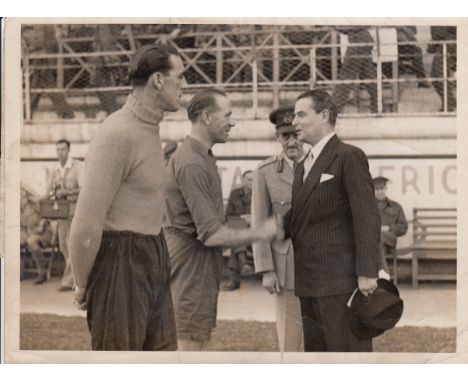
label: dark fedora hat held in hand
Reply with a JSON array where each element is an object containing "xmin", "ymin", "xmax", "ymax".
[{"xmin": 348, "ymin": 279, "xmax": 404, "ymax": 340}]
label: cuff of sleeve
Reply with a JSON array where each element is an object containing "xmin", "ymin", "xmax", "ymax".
[
  {"xmin": 198, "ymin": 220, "xmax": 223, "ymax": 243},
  {"xmin": 254, "ymin": 261, "xmax": 275, "ymax": 274},
  {"xmin": 258, "ymin": 268, "xmax": 275, "ymax": 275},
  {"xmin": 356, "ymin": 262, "xmax": 379, "ymax": 279}
]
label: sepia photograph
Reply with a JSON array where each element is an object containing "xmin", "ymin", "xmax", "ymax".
[{"xmin": 2, "ymin": 16, "xmax": 467, "ymax": 363}]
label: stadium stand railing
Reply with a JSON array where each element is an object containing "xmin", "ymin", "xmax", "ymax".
[{"xmin": 21, "ymin": 24, "xmax": 457, "ymax": 120}]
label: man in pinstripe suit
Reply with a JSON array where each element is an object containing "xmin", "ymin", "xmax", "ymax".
[{"xmin": 285, "ymin": 89, "xmax": 381, "ymax": 352}]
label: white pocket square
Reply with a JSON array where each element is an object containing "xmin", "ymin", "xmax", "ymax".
[{"xmin": 320, "ymin": 173, "xmax": 334, "ymax": 183}]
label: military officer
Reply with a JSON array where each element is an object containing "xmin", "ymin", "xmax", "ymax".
[
  {"xmin": 373, "ymin": 176, "xmax": 409, "ymax": 275},
  {"xmin": 252, "ymin": 106, "xmax": 304, "ymax": 352}
]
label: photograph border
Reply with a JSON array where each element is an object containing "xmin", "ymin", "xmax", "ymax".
[{"xmin": 3, "ymin": 16, "xmax": 468, "ymax": 363}]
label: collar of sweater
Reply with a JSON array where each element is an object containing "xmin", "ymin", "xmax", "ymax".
[{"xmin": 125, "ymin": 93, "xmax": 164, "ymax": 126}]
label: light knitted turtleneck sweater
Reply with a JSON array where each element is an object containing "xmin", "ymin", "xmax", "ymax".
[{"xmin": 70, "ymin": 93, "xmax": 167, "ymax": 287}]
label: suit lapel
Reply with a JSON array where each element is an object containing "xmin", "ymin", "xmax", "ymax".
[{"xmin": 290, "ymin": 135, "xmax": 340, "ymax": 228}]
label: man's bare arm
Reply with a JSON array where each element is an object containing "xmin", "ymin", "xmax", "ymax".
[
  {"xmin": 70, "ymin": 139, "xmax": 129, "ymax": 290},
  {"xmin": 204, "ymin": 216, "xmax": 278, "ymax": 247}
]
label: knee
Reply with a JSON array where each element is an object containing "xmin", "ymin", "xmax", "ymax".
[{"xmin": 26, "ymin": 235, "xmax": 41, "ymax": 251}]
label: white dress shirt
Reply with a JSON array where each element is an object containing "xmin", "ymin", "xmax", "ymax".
[
  {"xmin": 303, "ymin": 132, "xmax": 336, "ymax": 182},
  {"xmin": 54, "ymin": 157, "xmax": 73, "ymax": 178}
]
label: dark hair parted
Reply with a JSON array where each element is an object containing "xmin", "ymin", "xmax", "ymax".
[
  {"xmin": 242, "ymin": 170, "xmax": 253, "ymax": 178},
  {"xmin": 56, "ymin": 139, "xmax": 71, "ymax": 148},
  {"xmin": 297, "ymin": 89, "xmax": 338, "ymax": 126},
  {"xmin": 187, "ymin": 88, "xmax": 228, "ymax": 122},
  {"xmin": 128, "ymin": 44, "xmax": 180, "ymax": 87}
]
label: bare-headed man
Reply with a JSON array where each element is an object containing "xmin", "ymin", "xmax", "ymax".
[
  {"xmin": 285, "ymin": 89, "xmax": 381, "ymax": 352},
  {"xmin": 164, "ymin": 89, "xmax": 280, "ymax": 350},
  {"xmin": 45, "ymin": 139, "xmax": 83, "ymax": 290},
  {"xmin": 70, "ymin": 44, "xmax": 186, "ymax": 351}
]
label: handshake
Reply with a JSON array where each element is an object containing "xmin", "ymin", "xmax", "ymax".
[{"xmin": 255, "ymin": 214, "xmax": 285, "ymax": 242}]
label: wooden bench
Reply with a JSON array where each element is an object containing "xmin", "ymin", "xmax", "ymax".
[{"xmin": 408, "ymin": 208, "xmax": 457, "ymax": 288}]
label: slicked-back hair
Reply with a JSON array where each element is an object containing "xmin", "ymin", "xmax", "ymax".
[
  {"xmin": 128, "ymin": 44, "xmax": 180, "ymax": 87},
  {"xmin": 242, "ymin": 170, "xmax": 253, "ymax": 178},
  {"xmin": 187, "ymin": 88, "xmax": 228, "ymax": 123},
  {"xmin": 297, "ymin": 89, "xmax": 338, "ymax": 127},
  {"xmin": 56, "ymin": 139, "xmax": 70, "ymax": 148}
]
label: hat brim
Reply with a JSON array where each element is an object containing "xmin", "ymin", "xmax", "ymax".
[
  {"xmin": 349, "ymin": 313, "xmax": 386, "ymax": 340},
  {"xmin": 349, "ymin": 279, "xmax": 404, "ymax": 339},
  {"xmin": 276, "ymin": 125, "xmax": 297, "ymax": 134}
]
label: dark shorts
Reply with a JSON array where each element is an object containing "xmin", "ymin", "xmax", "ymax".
[
  {"xmin": 86, "ymin": 230, "xmax": 177, "ymax": 351},
  {"xmin": 164, "ymin": 229, "xmax": 223, "ymax": 342}
]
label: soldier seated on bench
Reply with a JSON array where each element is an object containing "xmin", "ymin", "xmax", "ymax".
[
  {"xmin": 20, "ymin": 187, "xmax": 54, "ymax": 284},
  {"xmin": 373, "ymin": 176, "xmax": 408, "ymax": 275}
]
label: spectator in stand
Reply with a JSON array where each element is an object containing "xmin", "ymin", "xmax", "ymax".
[
  {"xmin": 92, "ymin": 25, "xmax": 121, "ymax": 115},
  {"xmin": 22, "ymin": 25, "xmax": 75, "ymax": 119},
  {"xmin": 428, "ymin": 26, "xmax": 457, "ymax": 112},
  {"xmin": 194, "ymin": 25, "xmax": 229, "ymax": 83},
  {"xmin": 222, "ymin": 170, "xmax": 254, "ymax": 291},
  {"xmin": 333, "ymin": 26, "xmax": 377, "ymax": 114},
  {"xmin": 20, "ymin": 187, "xmax": 53, "ymax": 284},
  {"xmin": 396, "ymin": 26, "xmax": 429, "ymax": 88}
]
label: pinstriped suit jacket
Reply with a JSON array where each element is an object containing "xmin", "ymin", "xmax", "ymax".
[{"xmin": 285, "ymin": 135, "xmax": 381, "ymax": 297}]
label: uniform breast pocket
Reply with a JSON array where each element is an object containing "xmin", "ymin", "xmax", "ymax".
[{"xmin": 385, "ymin": 207, "xmax": 399, "ymax": 217}]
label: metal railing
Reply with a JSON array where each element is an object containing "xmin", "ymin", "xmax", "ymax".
[{"xmin": 21, "ymin": 25, "xmax": 457, "ymax": 120}]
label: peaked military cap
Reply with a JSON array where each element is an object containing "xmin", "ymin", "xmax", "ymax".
[
  {"xmin": 372, "ymin": 176, "xmax": 390, "ymax": 186},
  {"xmin": 269, "ymin": 106, "xmax": 296, "ymax": 134}
]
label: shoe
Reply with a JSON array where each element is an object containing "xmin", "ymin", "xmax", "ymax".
[
  {"xmin": 222, "ymin": 280, "xmax": 240, "ymax": 291},
  {"xmin": 34, "ymin": 274, "xmax": 48, "ymax": 285},
  {"xmin": 58, "ymin": 285, "xmax": 73, "ymax": 292},
  {"xmin": 240, "ymin": 264, "xmax": 253, "ymax": 276}
]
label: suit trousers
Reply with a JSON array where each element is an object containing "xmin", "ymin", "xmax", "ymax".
[
  {"xmin": 299, "ymin": 294, "xmax": 372, "ymax": 352},
  {"xmin": 275, "ymin": 289, "xmax": 303, "ymax": 352}
]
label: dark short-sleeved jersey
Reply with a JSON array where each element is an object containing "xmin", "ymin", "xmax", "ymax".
[{"xmin": 163, "ymin": 136, "xmax": 224, "ymax": 243}]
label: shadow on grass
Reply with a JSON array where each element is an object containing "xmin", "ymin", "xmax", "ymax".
[{"xmin": 20, "ymin": 313, "xmax": 456, "ymax": 353}]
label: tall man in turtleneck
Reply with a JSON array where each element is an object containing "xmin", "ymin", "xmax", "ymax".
[{"xmin": 70, "ymin": 44, "xmax": 187, "ymax": 351}]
